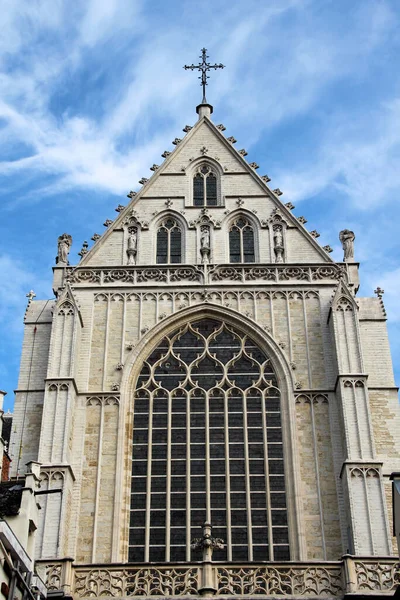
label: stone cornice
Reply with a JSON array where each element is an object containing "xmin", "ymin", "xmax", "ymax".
[{"xmin": 65, "ymin": 263, "xmax": 347, "ymax": 288}]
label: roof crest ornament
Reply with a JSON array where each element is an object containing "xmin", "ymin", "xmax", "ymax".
[{"xmin": 184, "ymin": 48, "xmax": 224, "ymax": 106}]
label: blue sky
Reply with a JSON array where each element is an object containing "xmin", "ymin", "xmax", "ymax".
[{"xmin": 1, "ymin": 0, "xmax": 400, "ymax": 412}]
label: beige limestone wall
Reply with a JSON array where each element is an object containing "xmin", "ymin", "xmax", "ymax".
[
  {"xmin": 77, "ymin": 400, "xmax": 100, "ymax": 562},
  {"xmin": 295, "ymin": 395, "xmax": 342, "ymax": 560},
  {"xmin": 369, "ymin": 389, "xmax": 400, "ymax": 470},
  {"xmin": 11, "ymin": 391, "xmax": 44, "ymax": 476},
  {"xmin": 87, "ymin": 289, "xmax": 326, "ymax": 395},
  {"xmin": 360, "ymin": 321, "xmax": 395, "ymax": 387},
  {"xmin": 77, "ymin": 398, "xmax": 119, "ymax": 563}
]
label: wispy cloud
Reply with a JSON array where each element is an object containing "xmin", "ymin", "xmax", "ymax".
[{"xmin": 1, "ymin": 0, "xmax": 400, "ymax": 404}]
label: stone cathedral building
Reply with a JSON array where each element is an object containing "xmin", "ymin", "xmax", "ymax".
[{"xmin": 8, "ymin": 91, "xmax": 400, "ymax": 599}]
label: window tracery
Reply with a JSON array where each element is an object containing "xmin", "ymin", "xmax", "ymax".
[
  {"xmin": 156, "ymin": 218, "xmax": 182, "ymax": 264},
  {"xmin": 193, "ymin": 165, "xmax": 218, "ymax": 206},
  {"xmin": 229, "ymin": 217, "xmax": 255, "ymax": 263},
  {"xmin": 130, "ymin": 318, "xmax": 289, "ymax": 563}
]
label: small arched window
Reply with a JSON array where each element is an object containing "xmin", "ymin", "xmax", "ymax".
[
  {"xmin": 229, "ymin": 217, "xmax": 255, "ymax": 263},
  {"xmin": 193, "ymin": 165, "xmax": 218, "ymax": 206},
  {"xmin": 157, "ymin": 218, "xmax": 182, "ymax": 264}
]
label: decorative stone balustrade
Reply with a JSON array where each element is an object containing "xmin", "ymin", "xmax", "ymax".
[
  {"xmin": 64, "ymin": 263, "xmax": 346, "ymax": 288},
  {"xmin": 35, "ymin": 557, "xmax": 399, "ymax": 598}
]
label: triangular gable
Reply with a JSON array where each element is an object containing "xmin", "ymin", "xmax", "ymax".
[
  {"xmin": 77, "ymin": 114, "xmax": 333, "ymax": 268},
  {"xmin": 55, "ymin": 283, "xmax": 83, "ymax": 326},
  {"xmin": 328, "ymin": 279, "xmax": 358, "ymax": 322}
]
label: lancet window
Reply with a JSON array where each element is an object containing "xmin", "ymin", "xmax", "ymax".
[
  {"xmin": 130, "ymin": 319, "xmax": 289, "ymax": 563},
  {"xmin": 156, "ymin": 217, "xmax": 182, "ymax": 264},
  {"xmin": 193, "ymin": 165, "xmax": 218, "ymax": 206},
  {"xmin": 229, "ymin": 216, "xmax": 255, "ymax": 263}
]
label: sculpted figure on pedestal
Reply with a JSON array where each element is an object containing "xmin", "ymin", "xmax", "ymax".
[
  {"xmin": 127, "ymin": 228, "xmax": 137, "ymax": 265},
  {"xmin": 273, "ymin": 225, "xmax": 284, "ymax": 263},
  {"xmin": 56, "ymin": 233, "xmax": 72, "ymax": 265},
  {"xmin": 200, "ymin": 226, "xmax": 210, "ymax": 250},
  {"xmin": 339, "ymin": 229, "xmax": 355, "ymax": 261}
]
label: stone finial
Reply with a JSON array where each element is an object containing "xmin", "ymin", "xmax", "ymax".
[
  {"xmin": 310, "ymin": 230, "xmax": 320, "ymax": 238},
  {"xmin": 227, "ymin": 136, "xmax": 237, "ymax": 144},
  {"xmin": 56, "ymin": 233, "xmax": 72, "ymax": 265},
  {"xmin": 103, "ymin": 219, "xmax": 113, "ymax": 227},
  {"xmin": 323, "ymin": 245, "xmax": 333, "ymax": 253},
  {"xmin": 161, "ymin": 151, "xmax": 171, "ymax": 158},
  {"xmin": 249, "ymin": 162, "xmax": 259, "ymax": 169},
  {"xmin": 26, "ymin": 290, "xmax": 36, "ymax": 302},
  {"xmin": 285, "ymin": 202, "xmax": 295, "ymax": 210},
  {"xmin": 191, "ymin": 522, "xmax": 224, "ymax": 562},
  {"xmin": 339, "ymin": 229, "xmax": 355, "ymax": 262},
  {"xmin": 216, "ymin": 124, "xmax": 226, "ymax": 131},
  {"xmin": 273, "ymin": 188, "xmax": 282, "ymax": 196},
  {"xmin": 78, "ymin": 241, "xmax": 89, "ymax": 259},
  {"xmin": 127, "ymin": 191, "xmax": 137, "ymax": 198},
  {"xmin": 261, "ymin": 175, "xmax": 271, "ymax": 182},
  {"xmin": 115, "ymin": 204, "xmax": 125, "ymax": 212},
  {"xmin": 297, "ymin": 216, "xmax": 307, "ymax": 224},
  {"xmin": 172, "ymin": 138, "xmax": 182, "ymax": 145},
  {"xmin": 183, "ymin": 125, "xmax": 193, "ymax": 133},
  {"xmin": 138, "ymin": 177, "xmax": 148, "ymax": 185},
  {"xmin": 150, "ymin": 164, "xmax": 159, "ymax": 171},
  {"xmin": 374, "ymin": 287, "xmax": 384, "ymax": 298},
  {"xmin": 238, "ymin": 149, "xmax": 248, "ymax": 156}
]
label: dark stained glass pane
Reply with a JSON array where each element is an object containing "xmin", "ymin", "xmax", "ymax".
[
  {"xmin": 130, "ymin": 319, "xmax": 287, "ymax": 563},
  {"xmin": 194, "ymin": 173, "xmax": 204, "ymax": 206},
  {"xmin": 170, "ymin": 228, "xmax": 182, "ymax": 263},
  {"xmin": 206, "ymin": 173, "xmax": 217, "ymax": 206},
  {"xmin": 156, "ymin": 228, "xmax": 168, "ymax": 264},
  {"xmin": 243, "ymin": 227, "xmax": 255, "ymax": 262},
  {"xmin": 229, "ymin": 228, "xmax": 241, "ymax": 263}
]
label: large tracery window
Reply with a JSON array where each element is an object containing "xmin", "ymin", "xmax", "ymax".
[
  {"xmin": 156, "ymin": 218, "xmax": 182, "ymax": 264},
  {"xmin": 130, "ymin": 319, "xmax": 289, "ymax": 563},
  {"xmin": 229, "ymin": 217, "xmax": 255, "ymax": 263},
  {"xmin": 193, "ymin": 165, "xmax": 218, "ymax": 206}
]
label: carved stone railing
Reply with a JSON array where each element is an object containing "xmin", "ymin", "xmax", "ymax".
[
  {"xmin": 64, "ymin": 263, "xmax": 345, "ymax": 288},
  {"xmin": 35, "ymin": 557, "xmax": 399, "ymax": 598}
]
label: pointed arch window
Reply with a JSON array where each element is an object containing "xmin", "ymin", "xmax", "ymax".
[
  {"xmin": 156, "ymin": 218, "xmax": 182, "ymax": 264},
  {"xmin": 193, "ymin": 165, "xmax": 218, "ymax": 206},
  {"xmin": 229, "ymin": 216, "xmax": 255, "ymax": 263},
  {"xmin": 129, "ymin": 318, "xmax": 289, "ymax": 563}
]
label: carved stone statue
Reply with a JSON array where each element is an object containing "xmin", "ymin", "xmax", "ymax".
[
  {"xmin": 200, "ymin": 226, "xmax": 210, "ymax": 250},
  {"xmin": 200, "ymin": 226, "xmax": 210, "ymax": 264},
  {"xmin": 273, "ymin": 225, "xmax": 284, "ymax": 263},
  {"xmin": 56, "ymin": 233, "xmax": 72, "ymax": 265},
  {"xmin": 339, "ymin": 229, "xmax": 355, "ymax": 261},
  {"xmin": 127, "ymin": 228, "xmax": 137, "ymax": 265}
]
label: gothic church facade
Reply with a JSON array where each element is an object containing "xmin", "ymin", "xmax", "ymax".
[{"xmin": 10, "ymin": 101, "xmax": 400, "ymax": 598}]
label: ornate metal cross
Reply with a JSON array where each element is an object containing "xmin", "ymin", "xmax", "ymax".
[{"xmin": 184, "ymin": 48, "xmax": 224, "ymax": 104}]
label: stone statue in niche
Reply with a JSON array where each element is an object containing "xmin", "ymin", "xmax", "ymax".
[
  {"xmin": 200, "ymin": 226, "xmax": 210, "ymax": 263},
  {"xmin": 56, "ymin": 233, "xmax": 72, "ymax": 265},
  {"xmin": 273, "ymin": 225, "xmax": 284, "ymax": 263},
  {"xmin": 339, "ymin": 229, "xmax": 355, "ymax": 261},
  {"xmin": 127, "ymin": 227, "xmax": 137, "ymax": 265}
]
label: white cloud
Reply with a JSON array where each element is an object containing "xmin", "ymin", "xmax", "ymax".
[{"xmin": 0, "ymin": 254, "xmax": 51, "ymax": 333}]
